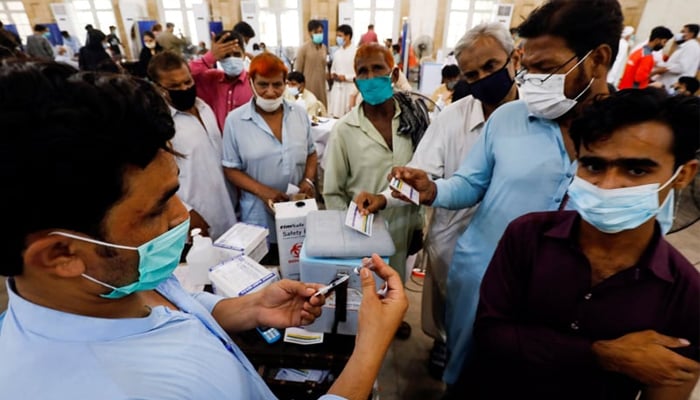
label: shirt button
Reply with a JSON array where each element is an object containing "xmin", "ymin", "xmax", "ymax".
[
  {"xmin": 584, "ymin": 293, "xmax": 592, "ymax": 300},
  {"xmin": 570, "ymin": 321, "xmax": 579, "ymax": 330},
  {"xmin": 566, "ymin": 173, "xmax": 572, "ymax": 178}
]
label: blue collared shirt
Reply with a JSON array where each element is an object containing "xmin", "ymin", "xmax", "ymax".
[
  {"xmin": 222, "ymin": 99, "xmax": 315, "ymax": 243},
  {"xmin": 0, "ymin": 277, "xmax": 344, "ymax": 399},
  {"xmin": 432, "ymin": 100, "xmax": 576, "ymax": 384}
]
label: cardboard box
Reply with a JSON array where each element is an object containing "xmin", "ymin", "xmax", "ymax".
[
  {"xmin": 214, "ymin": 222, "xmax": 269, "ymax": 263},
  {"xmin": 300, "ymin": 245, "xmax": 386, "ymax": 335},
  {"xmin": 209, "ymin": 255, "xmax": 277, "ymax": 298},
  {"xmin": 274, "ymin": 199, "xmax": 318, "ymax": 280}
]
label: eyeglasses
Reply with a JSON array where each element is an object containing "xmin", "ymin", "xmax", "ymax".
[{"xmin": 515, "ymin": 51, "xmax": 590, "ymax": 86}]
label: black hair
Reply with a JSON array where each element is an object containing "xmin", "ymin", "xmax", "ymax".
[
  {"xmin": 233, "ymin": 21, "xmax": 256, "ymax": 39},
  {"xmin": 392, "ymin": 44, "xmax": 400, "ymax": 52},
  {"xmin": 337, "ymin": 24, "xmax": 353, "ymax": 39},
  {"xmin": 308, "ymin": 20, "xmax": 323, "ymax": 33},
  {"xmin": 649, "ymin": 26, "xmax": 673, "ymax": 41},
  {"xmin": 441, "ymin": 64, "xmax": 460, "ymax": 79},
  {"xmin": 34, "ymin": 24, "xmax": 47, "ymax": 32},
  {"xmin": 570, "ymin": 88, "xmax": 700, "ymax": 169},
  {"xmin": 165, "ymin": 22, "xmax": 174, "ymax": 29},
  {"xmin": 85, "ymin": 24, "xmax": 93, "ymax": 31},
  {"xmin": 0, "ymin": 60, "xmax": 176, "ymax": 276},
  {"xmin": 143, "ymin": 30, "xmax": 155, "ymax": 40},
  {"xmin": 147, "ymin": 50, "xmax": 187, "ymax": 83},
  {"xmin": 214, "ymin": 30, "xmax": 245, "ymax": 48},
  {"xmin": 287, "ymin": 71, "xmax": 305, "ymax": 84},
  {"xmin": 679, "ymin": 76, "xmax": 700, "ymax": 95},
  {"xmin": 368, "ymin": 24, "xmax": 374, "ymax": 29},
  {"xmin": 86, "ymin": 29, "xmax": 106, "ymax": 49},
  {"xmin": 685, "ymin": 24, "xmax": 699, "ymax": 38},
  {"xmin": 517, "ymin": 0, "xmax": 623, "ymax": 67}
]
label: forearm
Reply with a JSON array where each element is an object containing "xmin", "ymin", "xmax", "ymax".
[
  {"xmin": 641, "ymin": 374, "xmax": 699, "ymax": 400},
  {"xmin": 433, "ymin": 174, "xmax": 482, "ymax": 209},
  {"xmin": 302, "ymin": 152, "xmax": 318, "ymax": 182},
  {"xmin": 327, "ymin": 335, "xmax": 391, "ymax": 400},
  {"xmin": 211, "ymin": 292, "xmax": 263, "ymax": 333},
  {"xmin": 224, "ymin": 168, "xmax": 271, "ymax": 198}
]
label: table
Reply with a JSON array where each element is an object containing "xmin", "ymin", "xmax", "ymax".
[
  {"xmin": 233, "ymin": 329, "xmax": 356, "ymax": 399},
  {"xmin": 310, "ymin": 117, "xmax": 337, "ymax": 170}
]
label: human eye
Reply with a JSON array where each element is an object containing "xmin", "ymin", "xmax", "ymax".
[
  {"xmin": 581, "ymin": 159, "xmax": 605, "ymax": 174},
  {"xmin": 627, "ymin": 167, "xmax": 648, "ymax": 177}
]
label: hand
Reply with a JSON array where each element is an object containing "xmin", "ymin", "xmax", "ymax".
[
  {"xmin": 330, "ymin": 73, "xmax": 338, "ymax": 81},
  {"xmin": 256, "ymin": 279, "xmax": 325, "ymax": 328},
  {"xmin": 337, "ymin": 74, "xmax": 346, "ymax": 82},
  {"xmin": 188, "ymin": 209, "xmax": 210, "ymax": 238},
  {"xmin": 593, "ymin": 330, "xmax": 700, "ymax": 386},
  {"xmin": 210, "ymin": 32, "xmax": 239, "ymax": 61},
  {"xmin": 355, "ymin": 254, "xmax": 408, "ymax": 348},
  {"xmin": 298, "ymin": 179, "xmax": 315, "ymax": 199},
  {"xmin": 257, "ymin": 186, "xmax": 289, "ymax": 209},
  {"xmin": 388, "ymin": 167, "xmax": 437, "ymax": 205},
  {"xmin": 354, "ymin": 192, "xmax": 387, "ymax": 215}
]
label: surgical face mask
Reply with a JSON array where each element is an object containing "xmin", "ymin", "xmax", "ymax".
[
  {"xmin": 312, "ymin": 33, "xmax": 324, "ymax": 44},
  {"xmin": 43, "ymin": 32, "xmax": 51, "ymax": 39},
  {"xmin": 167, "ymin": 84, "xmax": 197, "ymax": 111},
  {"xmin": 355, "ymin": 75, "xmax": 394, "ymax": 105},
  {"xmin": 145, "ymin": 41, "xmax": 156, "ymax": 49},
  {"xmin": 519, "ymin": 51, "xmax": 594, "ymax": 120},
  {"xmin": 50, "ymin": 219, "xmax": 190, "ymax": 299},
  {"xmin": 675, "ymin": 33, "xmax": 685, "ymax": 43},
  {"xmin": 468, "ymin": 59, "xmax": 514, "ymax": 105},
  {"xmin": 567, "ymin": 167, "xmax": 682, "ymax": 234},
  {"xmin": 220, "ymin": 56, "xmax": 244, "ymax": 77},
  {"xmin": 251, "ymin": 81, "xmax": 284, "ymax": 112},
  {"xmin": 446, "ymin": 80, "xmax": 457, "ymax": 91},
  {"xmin": 336, "ymin": 36, "xmax": 345, "ymax": 47},
  {"xmin": 287, "ymin": 86, "xmax": 300, "ymax": 97}
]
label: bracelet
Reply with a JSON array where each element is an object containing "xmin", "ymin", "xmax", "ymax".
[{"xmin": 303, "ymin": 177, "xmax": 315, "ymax": 188}]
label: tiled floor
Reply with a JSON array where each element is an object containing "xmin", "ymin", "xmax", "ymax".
[{"xmin": 1, "ymin": 220, "xmax": 698, "ymax": 399}]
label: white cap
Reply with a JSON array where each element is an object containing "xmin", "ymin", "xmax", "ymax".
[{"xmin": 622, "ymin": 26, "xmax": 634, "ymax": 38}]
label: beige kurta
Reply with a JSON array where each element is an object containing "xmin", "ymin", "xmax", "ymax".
[
  {"xmin": 323, "ymin": 100, "xmax": 422, "ymax": 279},
  {"xmin": 294, "ymin": 41, "xmax": 328, "ymax": 108}
]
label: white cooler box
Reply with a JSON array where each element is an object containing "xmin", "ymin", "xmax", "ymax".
[
  {"xmin": 214, "ymin": 223, "xmax": 269, "ymax": 263},
  {"xmin": 300, "ymin": 210, "xmax": 395, "ymax": 336},
  {"xmin": 274, "ymin": 198, "xmax": 318, "ymax": 280}
]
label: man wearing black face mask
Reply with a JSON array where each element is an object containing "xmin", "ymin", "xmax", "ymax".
[
  {"xmin": 148, "ymin": 51, "xmax": 238, "ymax": 241},
  {"xmin": 618, "ymin": 26, "xmax": 673, "ymax": 90},
  {"xmin": 354, "ymin": 21, "xmax": 520, "ymax": 379}
]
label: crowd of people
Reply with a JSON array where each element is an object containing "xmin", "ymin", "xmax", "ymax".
[{"xmin": 0, "ymin": 0, "xmax": 699, "ymax": 399}]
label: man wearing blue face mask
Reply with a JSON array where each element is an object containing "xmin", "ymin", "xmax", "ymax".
[
  {"xmin": 25, "ymin": 24, "xmax": 54, "ymax": 60},
  {"xmin": 354, "ymin": 22, "xmax": 521, "ymax": 379},
  {"xmin": 189, "ymin": 30, "xmax": 253, "ymax": 131},
  {"xmin": 0, "ymin": 59, "xmax": 409, "ymax": 400},
  {"xmin": 466, "ymin": 89, "xmax": 700, "ymax": 400},
  {"xmin": 295, "ymin": 20, "xmax": 329, "ymax": 108},
  {"xmin": 389, "ymin": 0, "xmax": 623, "ymax": 388}
]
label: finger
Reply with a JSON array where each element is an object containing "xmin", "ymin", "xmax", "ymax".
[
  {"xmin": 210, "ymin": 32, "xmax": 216, "ymax": 40},
  {"xmin": 656, "ymin": 333, "xmax": 692, "ymax": 349},
  {"xmin": 369, "ymin": 254, "xmax": 402, "ymax": 291},
  {"xmin": 216, "ymin": 32, "xmax": 230, "ymax": 43},
  {"xmin": 390, "ymin": 189, "xmax": 411, "ymax": 203},
  {"xmin": 359, "ymin": 262, "xmax": 378, "ymax": 300}
]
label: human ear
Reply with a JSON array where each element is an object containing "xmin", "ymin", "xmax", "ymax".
[
  {"xmin": 391, "ymin": 67, "xmax": 399, "ymax": 84},
  {"xmin": 591, "ymin": 44, "xmax": 612, "ymax": 80},
  {"xmin": 23, "ymin": 236, "xmax": 86, "ymax": 278},
  {"xmin": 672, "ymin": 159, "xmax": 699, "ymax": 190}
]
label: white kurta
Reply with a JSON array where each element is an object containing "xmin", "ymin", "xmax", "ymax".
[
  {"xmin": 171, "ymin": 99, "xmax": 238, "ymax": 240},
  {"xmin": 656, "ymin": 39, "xmax": 700, "ymax": 90},
  {"xmin": 607, "ymin": 37, "xmax": 630, "ymax": 85},
  {"xmin": 328, "ymin": 45, "xmax": 357, "ymax": 118}
]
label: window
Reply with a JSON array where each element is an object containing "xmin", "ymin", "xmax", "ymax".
[
  {"xmin": 353, "ymin": 0, "xmax": 400, "ymax": 45},
  {"xmin": 444, "ymin": 0, "xmax": 497, "ymax": 48},
  {"xmin": 0, "ymin": 0, "xmax": 31, "ymax": 41},
  {"xmin": 258, "ymin": 0, "xmax": 301, "ymax": 49},
  {"xmin": 71, "ymin": 0, "xmax": 117, "ymax": 33},
  {"xmin": 159, "ymin": 0, "xmax": 202, "ymax": 46}
]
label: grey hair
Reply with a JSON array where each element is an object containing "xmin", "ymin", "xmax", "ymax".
[{"xmin": 454, "ymin": 22, "xmax": 514, "ymax": 59}]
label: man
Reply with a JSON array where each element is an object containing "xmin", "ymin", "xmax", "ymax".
[
  {"xmin": 618, "ymin": 26, "xmax": 673, "ymax": 90},
  {"xmin": 232, "ymin": 21, "xmax": 256, "ymax": 60},
  {"xmin": 157, "ymin": 22, "xmax": 186, "ymax": 55},
  {"xmin": 295, "ymin": 20, "xmax": 328, "ymax": 107},
  {"xmin": 0, "ymin": 59, "xmax": 407, "ymax": 400},
  {"xmin": 60, "ymin": 30, "xmax": 80, "ymax": 56},
  {"xmin": 285, "ymin": 70, "xmax": 326, "ymax": 116},
  {"xmin": 653, "ymin": 24, "xmax": 700, "ymax": 92},
  {"xmin": 189, "ymin": 30, "xmax": 253, "ymax": 131},
  {"xmin": 355, "ymin": 22, "xmax": 521, "ymax": 379},
  {"xmin": 148, "ymin": 51, "xmax": 238, "ymax": 240},
  {"xmin": 430, "ymin": 64, "xmax": 460, "ymax": 109},
  {"xmin": 0, "ymin": 20, "xmax": 22, "ymax": 51},
  {"xmin": 389, "ymin": 0, "xmax": 623, "ymax": 387},
  {"xmin": 359, "ymin": 24, "xmax": 378, "ymax": 46},
  {"xmin": 329, "ymin": 24, "xmax": 357, "ymax": 118},
  {"xmin": 467, "ymin": 89, "xmax": 700, "ymax": 399},
  {"xmin": 607, "ymin": 25, "xmax": 634, "ymax": 86},
  {"xmin": 672, "ymin": 75, "xmax": 699, "ymax": 96},
  {"xmin": 26, "ymin": 24, "xmax": 53, "ymax": 60},
  {"xmin": 105, "ymin": 25, "xmax": 122, "ymax": 61}
]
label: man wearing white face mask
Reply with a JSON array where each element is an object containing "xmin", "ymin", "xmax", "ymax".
[
  {"xmin": 223, "ymin": 53, "xmax": 317, "ymax": 264},
  {"xmin": 189, "ymin": 30, "xmax": 253, "ymax": 131},
  {"xmin": 466, "ymin": 89, "xmax": 700, "ymax": 400},
  {"xmin": 389, "ymin": 0, "xmax": 624, "ymax": 387}
]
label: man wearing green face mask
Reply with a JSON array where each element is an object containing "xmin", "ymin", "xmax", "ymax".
[{"xmin": 295, "ymin": 19, "xmax": 328, "ymax": 108}]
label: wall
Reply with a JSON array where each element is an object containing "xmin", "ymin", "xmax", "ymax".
[{"xmin": 636, "ymin": 0, "xmax": 700, "ymax": 50}]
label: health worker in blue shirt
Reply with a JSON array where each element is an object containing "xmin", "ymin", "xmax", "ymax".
[
  {"xmin": 390, "ymin": 0, "xmax": 626, "ymax": 387},
  {"xmin": 0, "ymin": 60, "xmax": 408, "ymax": 400}
]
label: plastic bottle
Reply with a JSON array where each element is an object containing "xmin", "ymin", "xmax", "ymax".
[{"xmin": 186, "ymin": 228, "xmax": 219, "ymax": 286}]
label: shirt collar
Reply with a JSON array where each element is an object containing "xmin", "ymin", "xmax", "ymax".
[
  {"xmin": 169, "ymin": 97, "xmax": 207, "ymax": 118},
  {"xmin": 239, "ymin": 97, "xmax": 295, "ymax": 121},
  {"xmin": 344, "ymin": 98, "xmax": 401, "ymax": 128},
  {"xmin": 544, "ymin": 211, "xmax": 675, "ymax": 283},
  {"xmin": 466, "ymin": 96, "xmax": 486, "ymax": 132}
]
